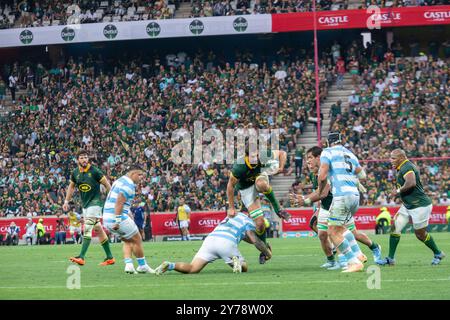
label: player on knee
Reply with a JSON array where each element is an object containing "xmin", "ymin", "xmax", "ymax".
[
  {"xmin": 227, "ymin": 143, "xmax": 290, "ymax": 264},
  {"xmin": 64, "ymin": 151, "xmax": 115, "ymax": 266},
  {"xmin": 103, "ymin": 166, "xmax": 155, "ymax": 274},
  {"xmin": 377, "ymin": 149, "xmax": 445, "ymax": 266},
  {"xmin": 154, "ymin": 212, "xmax": 272, "ymax": 275}
]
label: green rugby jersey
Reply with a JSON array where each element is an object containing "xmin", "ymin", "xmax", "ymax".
[
  {"xmin": 231, "ymin": 156, "xmax": 263, "ymax": 191},
  {"xmin": 310, "ymin": 172, "xmax": 333, "ymax": 211},
  {"xmin": 70, "ymin": 164, "xmax": 106, "ymax": 209},
  {"xmin": 396, "ymin": 160, "xmax": 432, "ymax": 210}
]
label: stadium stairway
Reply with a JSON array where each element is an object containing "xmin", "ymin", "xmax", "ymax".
[
  {"xmin": 269, "ymin": 73, "xmax": 354, "ymax": 205},
  {"xmin": 176, "ymin": 2, "xmax": 194, "ymax": 18},
  {"xmin": 0, "ymin": 88, "xmax": 27, "ymax": 118}
]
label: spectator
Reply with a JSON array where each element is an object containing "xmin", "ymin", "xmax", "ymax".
[
  {"xmin": 6, "ymin": 222, "xmax": 20, "ymax": 245},
  {"xmin": 294, "ymin": 145, "xmax": 304, "ymax": 178},
  {"xmin": 24, "ymin": 218, "xmax": 36, "ymax": 245},
  {"xmin": 55, "ymin": 218, "xmax": 67, "ymax": 244},
  {"xmin": 8, "ymin": 73, "xmax": 18, "ymax": 103},
  {"xmin": 36, "ymin": 218, "xmax": 45, "ymax": 244}
]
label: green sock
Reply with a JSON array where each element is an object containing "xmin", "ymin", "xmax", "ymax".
[
  {"xmin": 388, "ymin": 234, "xmax": 401, "ymax": 259},
  {"xmin": 327, "ymin": 254, "xmax": 335, "ymax": 262},
  {"xmin": 101, "ymin": 238, "xmax": 114, "ymax": 259},
  {"xmin": 79, "ymin": 236, "xmax": 91, "ymax": 259},
  {"xmin": 256, "ymin": 226, "xmax": 267, "ymax": 244},
  {"xmin": 422, "ymin": 234, "xmax": 441, "ymax": 255},
  {"xmin": 369, "ymin": 241, "xmax": 378, "ymax": 250},
  {"xmin": 264, "ymin": 187, "xmax": 280, "ymax": 213}
]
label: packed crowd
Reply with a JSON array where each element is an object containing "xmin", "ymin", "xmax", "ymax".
[
  {"xmin": 300, "ymin": 40, "xmax": 449, "ymax": 207},
  {"xmin": 0, "ymin": 0, "xmax": 177, "ymax": 29},
  {"xmin": 0, "ymin": 38, "xmax": 449, "ymax": 216},
  {"xmin": 0, "ymin": 45, "xmax": 334, "ymax": 216},
  {"xmin": 1, "ymin": 0, "xmax": 447, "ymax": 29},
  {"xmin": 189, "ymin": 0, "xmax": 346, "ymax": 17}
]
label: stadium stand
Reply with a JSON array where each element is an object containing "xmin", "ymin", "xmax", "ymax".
[
  {"xmin": 0, "ymin": 0, "xmax": 447, "ymax": 28},
  {"xmin": 0, "ymin": 36, "xmax": 448, "ymax": 216}
]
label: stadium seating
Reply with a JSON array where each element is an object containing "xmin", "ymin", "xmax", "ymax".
[
  {"xmin": 0, "ymin": 0, "xmax": 448, "ymax": 29},
  {"xmin": 0, "ymin": 39, "xmax": 448, "ymax": 216}
]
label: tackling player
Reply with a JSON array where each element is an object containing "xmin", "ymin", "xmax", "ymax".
[
  {"xmin": 291, "ymin": 146, "xmax": 382, "ymax": 269},
  {"xmin": 103, "ymin": 165, "xmax": 154, "ymax": 274},
  {"xmin": 227, "ymin": 145, "xmax": 291, "ymax": 264},
  {"xmin": 154, "ymin": 212, "xmax": 272, "ymax": 275},
  {"xmin": 317, "ymin": 133, "xmax": 367, "ymax": 273},
  {"xmin": 377, "ymin": 149, "xmax": 446, "ymax": 266},
  {"xmin": 64, "ymin": 151, "xmax": 115, "ymax": 266}
]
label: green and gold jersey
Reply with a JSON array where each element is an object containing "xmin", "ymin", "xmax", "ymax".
[
  {"xmin": 310, "ymin": 172, "xmax": 333, "ymax": 211},
  {"xmin": 396, "ymin": 160, "xmax": 432, "ymax": 210},
  {"xmin": 70, "ymin": 164, "xmax": 106, "ymax": 209},
  {"xmin": 231, "ymin": 156, "xmax": 263, "ymax": 191}
]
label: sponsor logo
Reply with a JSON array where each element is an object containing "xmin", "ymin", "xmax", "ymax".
[
  {"xmin": 233, "ymin": 17, "xmax": 248, "ymax": 32},
  {"xmin": 61, "ymin": 27, "xmax": 75, "ymax": 41},
  {"xmin": 424, "ymin": 11, "xmax": 450, "ymax": 21},
  {"xmin": 318, "ymin": 16, "xmax": 349, "ymax": 26},
  {"xmin": 164, "ymin": 220, "xmax": 179, "ymax": 228},
  {"xmin": 78, "ymin": 184, "xmax": 92, "ymax": 192},
  {"xmin": 370, "ymin": 12, "xmax": 401, "ymax": 23},
  {"xmin": 189, "ymin": 19, "xmax": 204, "ymax": 35},
  {"xmin": 354, "ymin": 215, "xmax": 376, "ymax": 223},
  {"xmin": 20, "ymin": 30, "xmax": 33, "ymax": 44},
  {"xmin": 146, "ymin": 22, "xmax": 161, "ymax": 37},
  {"xmin": 103, "ymin": 24, "xmax": 118, "ymax": 39},
  {"xmin": 430, "ymin": 213, "xmax": 446, "ymax": 223},
  {"xmin": 198, "ymin": 219, "xmax": 221, "ymax": 227},
  {"xmin": 287, "ymin": 217, "xmax": 307, "ymax": 225}
]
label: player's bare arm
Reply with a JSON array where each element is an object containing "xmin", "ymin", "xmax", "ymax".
[
  {"xmin": 317, "ymin": 162, "xmax": 329, "ymax": 197},
  {"xmin": 291, "ymin": 182, "xmax": 331, "ymax": 206},
  {"xmin": 244, "ymin": 230, "xmax": 272, "ymax": 260},
  {"xmin": 113, "ymin": 193, "xmax": 126, "ymax": 231},
  {"xmin": 63, "ymin": 181, "xmax": 76, "ymax": 211},
  {"xmin": 272, "ymin": 150, "xmax": 287, "ymax": 174},
  {"xmin": 226, "ymin": 173, "xmax": 238, "ymax": 217},
  {"xmin": 100, "ymin": 176, "xmax": 112, "ymax": 193},
  {"xmin": 354, "ymin": 166, "xmax": 368, "ymax": 193}
]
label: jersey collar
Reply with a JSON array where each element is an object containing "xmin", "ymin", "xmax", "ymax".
[
  {"xmin": 244, "ymin": 156, "xmax": 256, "ymax": 169},
  {"xmin": 78, "ymin": 164, "xmax": 91, "ymax": 173},
  {"xmin": 396, "ymin": 159, "xmax": 408, "ymax": 170}
]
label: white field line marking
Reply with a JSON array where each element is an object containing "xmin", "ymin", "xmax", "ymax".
[{"xmin": 1, "ymin": 278, "xmax": 450, "ymax": 290}]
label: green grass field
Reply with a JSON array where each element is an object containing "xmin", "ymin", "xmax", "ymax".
[{"xmin": 1, "ymin": 233, "xmax": 449, "ymax": 300}]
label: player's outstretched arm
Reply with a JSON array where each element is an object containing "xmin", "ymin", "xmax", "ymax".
[{"xmin": 245, "ymin": 230, "xmax": 272, "ymax": 260}]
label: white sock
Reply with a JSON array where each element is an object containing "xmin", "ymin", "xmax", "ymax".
[{"xmin": 344, "ymin": 230, "xmax": 362, "ymax": 257}]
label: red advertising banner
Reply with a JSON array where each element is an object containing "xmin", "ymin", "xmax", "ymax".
[
  {"xmin": 150, "ymin": 211, "xmax": 227, "ymax": 236},
  {"xmin": 1, "ymin": 206, "xmax": 447, "ymax": 238},
  {"xmin": 0, "ymin": 217, "xmax": 61, "ymax": 238},
  {"xmin": 282, "ymin": 206, "xmax": 448, "ymax": 232},
  {"xmin": 271, "ymin": 6, "xmax": 450, "ymax": 33}
]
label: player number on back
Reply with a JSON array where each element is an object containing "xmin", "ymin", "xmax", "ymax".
[{"xmin": 344, "ymin": 155, "xmax": 353, "ymax": 173}]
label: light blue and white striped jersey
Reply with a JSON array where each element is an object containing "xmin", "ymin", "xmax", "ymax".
[
  {"xmin": 320, "ymin": 144, "xmax": 361, "ymax": 197},
  {"xmin": 103, "ymin": 175, "xmax": 135, "ymax": 224},
  {"xmin": 208, "ymin": 213, "xmax": 256, "ymax": 244}
]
